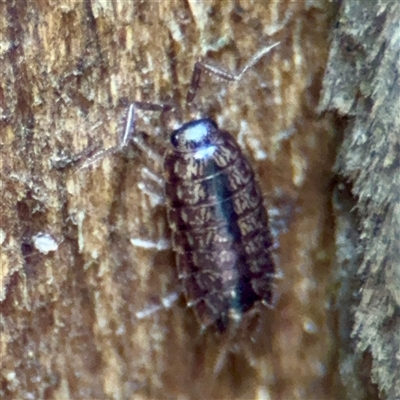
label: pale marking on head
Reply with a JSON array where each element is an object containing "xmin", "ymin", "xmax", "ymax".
[{"xmin": 183, "ymin": 123, "xmax": 209, "ymax": 143}]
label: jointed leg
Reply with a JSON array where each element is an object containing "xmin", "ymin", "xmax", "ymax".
[
  {"xmin": 77, "ymin": 101, "xmax": 172, "ymax": 170},
  {"xmin": 120, "ymin": 102, "xmax": 173, "ymax": 148}
]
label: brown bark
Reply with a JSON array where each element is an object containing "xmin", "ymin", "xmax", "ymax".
[{"xmin": 1, "ymin": 1, "xmax": 338, "ymax": 399}]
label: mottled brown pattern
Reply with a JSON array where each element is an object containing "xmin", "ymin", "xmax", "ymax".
[
  {"xmin": 164, "ymin": 118, "xmax": 274, "ymax": 332},
  {"xmin": 165, "ymin": 156, "xmax": 253, "ymax": 207}
]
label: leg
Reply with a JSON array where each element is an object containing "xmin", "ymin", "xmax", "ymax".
[
  {"xmin": 135, "ymin": 292, "xmax": 179, "ymax": 320},
  {"xmin": 137, "ymin": 167, "xmax": 166, "ymax": 207},
  {"xmin": 186, "ymin": 42, "xmax": 280, "ymax": 103},
  {"xmin": 120, "ymin": 102, "xmax": 173, "ymax": 148},
  {"xmin": 77, "ymin": 101, "xmax": 172, "ymax": 170}
]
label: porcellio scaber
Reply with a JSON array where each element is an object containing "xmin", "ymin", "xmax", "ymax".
[{"xmin": 164, "ymin": 118, "xmax": 275, "ymax": 332}]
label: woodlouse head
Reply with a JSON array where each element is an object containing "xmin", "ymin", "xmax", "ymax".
[{"xmin": 170, "ymin": 118, "xmax": 218, "ymax": 152}]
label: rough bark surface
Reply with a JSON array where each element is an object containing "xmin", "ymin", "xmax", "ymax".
[
  {"xmin": 320, "ymin": 1, "xmax": 400, "ymax": 400},
  {"xmin": 1, "ymin": 1, "xmax": 338, "ymax": 399}
]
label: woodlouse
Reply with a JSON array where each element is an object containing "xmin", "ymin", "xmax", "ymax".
[
  {"xmin": 164, "ymin": 118, "xmax": 275, "ymax": 332},
  {"xmin": 84, "ymin": 43, "xmax": 279, "ymax": 332}
]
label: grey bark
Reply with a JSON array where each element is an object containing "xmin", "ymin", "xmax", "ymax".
[{"xmin": 320, "ymin": 2, "xmax": 400, "ymax": 399}]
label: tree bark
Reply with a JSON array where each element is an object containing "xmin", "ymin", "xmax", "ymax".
[
  {"xmin": 320, "ymin": 2, "xmax": 400, "ymax": 400},
  {"xmin": 1, "ymin": 1, "xmax": 339, "ymax": 399}
]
